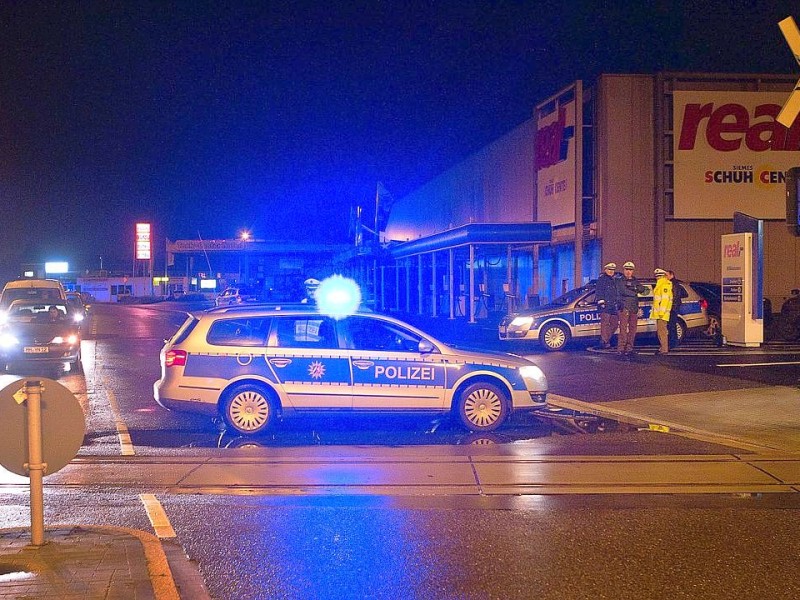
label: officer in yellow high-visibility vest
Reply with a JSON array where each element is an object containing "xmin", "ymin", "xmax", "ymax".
[{"xmin": 651, "ymin": 268, "xmax": 673, "ymax": 355}]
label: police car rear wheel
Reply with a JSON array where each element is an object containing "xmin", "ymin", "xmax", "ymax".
[
  {"xmin": 458, "ymin": 382, "xmax": 508, "ymax": 432},
  {"xmin": 222, "ymin": 384, "xmax": 274, "ymax": 435},
  {"xmin": 676, "ymin": 319, "xmax": 686, "ymax": 341},
  {"xmin": 540, "ymin": 323, "xmax": 570, "ymax": 351}
]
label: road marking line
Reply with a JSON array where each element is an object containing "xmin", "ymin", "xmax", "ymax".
[
  {"xmin": 717, "ymin": 361, "xmax": 800, "ymax": 368},
  {"xmin": 140, "ymin": 493, "xmax": 177, "ymax": 539},
  {"xmin": 105, "ymin": 382, "xmax": 136, "ymax": 456}
]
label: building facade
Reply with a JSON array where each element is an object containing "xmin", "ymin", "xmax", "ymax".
[{"xmin": 381, "ymin": 72, "xmax": 800, "ymax": 317}]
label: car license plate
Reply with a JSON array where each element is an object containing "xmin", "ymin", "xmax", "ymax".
[{"xmin": 24, "ymin": 346, "xmax": 49, "ymax": 354}]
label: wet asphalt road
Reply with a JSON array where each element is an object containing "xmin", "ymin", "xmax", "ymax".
[
  {"xmin": 3, "ymin": 302, "xmax": 800, "ymax": 599},
  {"xmin": 52, "ymin": 301, "xmax": 762, "ymax": 456},
  {"xmin": 1, "ymin": 486, "xmax": 799, "ymax": 600}
]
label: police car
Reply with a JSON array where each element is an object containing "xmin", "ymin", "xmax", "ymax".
[
  {"xmin": 154, "ymin": 305, "xmax": 548, "ymax": 436},
  {"xmin": 498, "ymin": 279, "xmax": 709, "ymax": 351}
]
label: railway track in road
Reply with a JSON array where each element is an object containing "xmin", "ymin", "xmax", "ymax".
[{"xmin": 3, "ymin": 451, "xmax": 798, "ymax": 496}]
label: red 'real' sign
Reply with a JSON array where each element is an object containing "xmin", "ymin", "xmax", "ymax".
[{"xmin": 677, "ymin": 102, "xmax": 800, "ymax": 152}]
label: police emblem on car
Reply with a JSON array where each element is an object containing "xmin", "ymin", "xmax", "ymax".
[{"xmin": 154, "ymin": 305, "xmax": 548, "ymax": 436}]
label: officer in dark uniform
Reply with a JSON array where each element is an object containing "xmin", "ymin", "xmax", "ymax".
[
  {"xmin": 666, "ymin": 270, "xmax": 687, "ymax": 349},
  {"xmin": 595, "ymin": 262, "xmax": 620, "ymax": 349},
  {"xmin": 616, "ymin": 261, "xmax": 645, "ymax": 356}
]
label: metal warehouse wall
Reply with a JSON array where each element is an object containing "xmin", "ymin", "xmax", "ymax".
[
  {"xmin": 595, "ymin": 74, "xmax": 656, "ymax": 271},
  {"xmin": 385, "ymin": 118, "xmax": 536, "ymax": 243}
]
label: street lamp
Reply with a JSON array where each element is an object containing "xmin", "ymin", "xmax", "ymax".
[{"xmin": 238, "ymin": 230, "xmax": 251, "ymax": 283}]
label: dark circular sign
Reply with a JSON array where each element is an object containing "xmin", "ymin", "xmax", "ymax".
[{"xmin": 0, "ymin": 375, "xmax": 85, "ymax": 477}]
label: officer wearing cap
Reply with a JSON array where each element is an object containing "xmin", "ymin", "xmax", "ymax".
[
  {"xmin": 651, "ymin": 268, "xmax": 673, "ymax": 354},
  {"xmin": 615, "ymin": 261, "xmax": 645, "ymax": 355},
  {"xmin": 595, "ymin": 262, "xmax": 620, "ymax": 349},
  {"xmin": 301, "ymin": 278, "xmax": 320, "ymax": 304}
]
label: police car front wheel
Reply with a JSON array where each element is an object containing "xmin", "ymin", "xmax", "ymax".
[
  {"xmin": 540, "ymin": 323, "xmax": 570, "ymax": 351},
  {"xmin": 457, "ymin": 381, "xmax": 508, "ymax": 432},
  {"xmin": 222, "ymin": 383, "xmax": 276, "ymax": 436}
]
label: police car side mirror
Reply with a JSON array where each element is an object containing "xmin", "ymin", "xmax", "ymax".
[{"xmin": 418, "ymin": 339, "xmax": 435, "ymax": 354}]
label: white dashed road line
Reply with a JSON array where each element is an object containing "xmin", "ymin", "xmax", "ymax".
[{"xmin": 140, "ymin": 493, "xmax": 177, "ymax": 539}]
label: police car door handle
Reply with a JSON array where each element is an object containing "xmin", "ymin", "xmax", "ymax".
[
  {"xmin": 269, "ymin": 358, "xmax": 292, "ymax": 368},
  {"xmin": 352, "ymin": 360, "xmax": 374, "ymax": 370}
]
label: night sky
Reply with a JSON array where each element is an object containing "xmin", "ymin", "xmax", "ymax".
[{"xmin": 1, "ymin": 1, "xmax": 798, "ymax": 277}]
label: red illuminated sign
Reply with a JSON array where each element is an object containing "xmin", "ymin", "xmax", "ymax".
[{"xmin": 135, "ymin": 223, "xmax": 151, "ymax": 260}]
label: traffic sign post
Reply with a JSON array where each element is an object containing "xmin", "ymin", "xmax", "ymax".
[{"xmin": 0, "ymin": 376, "xmax": 85, "ymax": 546}]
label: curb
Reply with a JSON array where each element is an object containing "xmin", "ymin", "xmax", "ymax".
[
  {"xmin": 546, "ymin": 393, "xmax": 784, "ymax": 454},
  {"xmin": 107, "ymin": 525, "xmax": 181, "ymax": 600}
]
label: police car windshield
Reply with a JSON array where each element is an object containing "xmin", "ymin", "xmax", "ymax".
[{"xmin": 548, "ymin": 286, "xmax": 592, "ymax": 307}]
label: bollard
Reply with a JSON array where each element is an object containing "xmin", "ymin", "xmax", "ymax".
[{"xmin": 23, "ymin": 381, "xmax": 47, "ymax": 546}]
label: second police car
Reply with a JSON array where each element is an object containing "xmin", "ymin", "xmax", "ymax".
[
  {"xmin": 498, "ymin": 278, "xmax": 710, "ymax": 351},
  {"xmin": 154, "ymin": 305, "xmax": 548, "ymax": 436}
]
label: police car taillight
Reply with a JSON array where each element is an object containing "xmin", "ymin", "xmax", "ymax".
[
  {"xmin": 699, "ymin": 298, "xmax": 708, "ymax": 311},
  {"xmin": 165, "ymin": 349, "xmax": 187, "ymax": 367}
]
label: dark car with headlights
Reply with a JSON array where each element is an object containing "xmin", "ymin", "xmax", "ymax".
[
  {"xmin": 65, "ymin": 291, "xmax": 90, "ymax": 330},
  {"xmin": 0, "ymin": 300, "xmax": 82, "ymax": 373}
]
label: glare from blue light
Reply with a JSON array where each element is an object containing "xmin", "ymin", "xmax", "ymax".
[{"xmin": 316, "ymin": 275, "xmax": 361, "ymax": 319}]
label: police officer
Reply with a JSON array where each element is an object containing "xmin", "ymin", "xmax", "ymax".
[
  {"xmin": 652, "ymin": 268, "xmax": 673, "ymax": 354},
  {"xmin": 616, "ymin": 261, "xmax": 645, "ymax": 355},
  {"xmin": 301, "ymin": 278, "xmax": 320, "ymax": 304},
  {"xmin": 596, "ymin": 262, "xmax": 620, "ymax": 349}
]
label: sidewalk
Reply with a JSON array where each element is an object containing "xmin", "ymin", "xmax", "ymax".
[{"xmin": 0, "ymin": 525, "xmax": 209, "ymax": 600}]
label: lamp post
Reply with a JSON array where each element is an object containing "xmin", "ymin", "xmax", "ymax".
[{"xmin": 239, "ymin": 230, "xmax": 251, "ymax": 284}]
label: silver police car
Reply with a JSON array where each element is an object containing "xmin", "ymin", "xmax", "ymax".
[
  {"xmin": 498, "ymin": 279, "xmax": 709, "ymax": 351},
  {"xmin": 154, "ymin": 305, "xmax": 548, "ymax": 436}
]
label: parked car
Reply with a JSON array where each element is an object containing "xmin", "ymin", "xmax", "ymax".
[
  {"xmin": 687, "ymin": 281, "xmax": 721, "ymax": 339},
  {"xmin": 214, "ymin": 286, "xmax": 261, "ymax": 307},
  {"xmin": 0, "ymin": 300, "xmax": 82, "ymax": 373},
  {"xmin": 154, "ymin": 305, "xmax": 548, "ymax": 436},
  {"xmin": 498, "ymin": 278, "xmax": 709, "ymax": 351},
  {"xmin": 0, "ymin": 278, "xmax": 67, "ymax": 312}
]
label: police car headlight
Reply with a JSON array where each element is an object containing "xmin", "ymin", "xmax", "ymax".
[
  {"xmin": 519, "ymin": 364, "xmax": 546, "ymax": 386},
  {"xmin": 509, "ymin": 316, "xmax": 534, "ymax": 329}
]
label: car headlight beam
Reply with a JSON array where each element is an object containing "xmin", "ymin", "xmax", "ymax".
[
  {"xmin": 510, "ymin": 316, "xmax": 534, "ymax": 329},
  {"xmin": 519, "ymin": 364, "xmax": 547, "ymax": 386}
]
